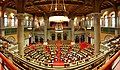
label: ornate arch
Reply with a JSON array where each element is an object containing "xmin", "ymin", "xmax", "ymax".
[{"xmin": 108, "ymin": 11, "xmax": 115, "ymax": 17}]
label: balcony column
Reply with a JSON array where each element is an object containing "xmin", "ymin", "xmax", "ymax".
[
  {"xmin": 118, "ymin": 16, "xmax": 120, "ymax": 34},
  {"xmin": 115, "ymin": 10, "xmax": 119, "ymax": 36},
  {"xmin": 85, "ymin": 34, "xmax": 88, "ymax": 42},
  {"xmin": 84, "ymin": 17, "xmax": 88, "ymax": 42},
  {"xmin": 61, "ymin": 32, "xmax": 63, "ymax": 40},
  {"xmin": 92, "ymin": 13, "xmax": 101, "ymax": 55},
  {"xmin": 31, "ymin": 15, "xmax": 35, "ymax": 43},
  {"xmin": 44, "ymin": 17, "xmax": 48, "ymax": 44},
  {"xmin": 0, "ymin": 8, "xmax": 5, "ymax": 36},
  {"xmin": 17, "ymin": 13, "xmax": 25, "ymax": 58},
  {"xmin": 32, "ymin": 15, "xmax": 35, "ymax": 36},
  {"xmin": 55, "ymin": 33, "xmax": 57, "ymax": 41},
  {"xmin": 70, "ymin": 18, "xmax": 74, "ymax": 42}
]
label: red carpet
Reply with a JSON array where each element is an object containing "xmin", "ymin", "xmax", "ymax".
[
  {"xmin": 53, "ymin": 52, "xmax": 64, "ymax": 66},
  {"xmin": 44, "ymin": 46, "xmax": 50, "ymax": 54},
  {"xmin": 29, "ymin": 44, "xmax": 36, "ymax": 50},
  {"xmin": 53, "ymin": 62, "xmax": 64, "ymax": 66},
  {"xmin": 79, "ymin": 42, "xmax": 90, "ymax": 50},
  {"xmin": 68, "ymin": 45, "xmax": 73, "ymax": 53},
  {"xmin": 53, "ymin": 40, "xmax": 64, "ymax": 66}
]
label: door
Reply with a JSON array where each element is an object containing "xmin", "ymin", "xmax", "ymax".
[
  {"xmin": 57, "ymin": 33, "xmax": 61, "ymax": 40},
  {"xmin": 63, "ymin": 33, "xmax": 67, "ymax": 40}
]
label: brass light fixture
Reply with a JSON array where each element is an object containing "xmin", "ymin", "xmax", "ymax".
[{"xmin": 50, "ymin": 0, "xmax": 68, "ymax": 16}]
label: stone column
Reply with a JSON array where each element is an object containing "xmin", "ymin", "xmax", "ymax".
[
  {"xmin": 84, "ymin": 17, "xmax": 88, "ymax": 42},
  {"xmin": 71, "ymin": 18, "xmax": 74, "ymax": 42},
  {"xmin": 118, "ymin": 16, "xmax": 120, "ymax": 34},
  {"xmin": 44, "ymin": 17, "xmax": 48, "ymax": 43},
  {"xmin": 32, "ymin": 15, "xmax": 35, "ymax": 37},
  {"xmin": 17, "ymin": 13, "xmax": 25, "ymax": 58},
  {"xmin": 92, "ymin": 13, "xmax": 101, "ymax": 55},
  {"xmin": 84, "ymin": 16, "xmax": 87, "ymax": 28},
  {"xmin": 115, "ymin": 10, "xmax": 119, "ymax": 36},
  {"xmin": 30, "ymin": 15, "xmax": 35, "ymax": 43},
  {"xmin": 61, "ymin": 32, "xmax": 63, "ymax": 40},
  {"xmin": 0, "ymin": 9, "xmax": 5, "ymax": 36},
  {"xmin": 55, "ymin": 33, "xmax": 57, "ymax": 41},
  {"xmin": 85, "ymin": 34, "xmax": 88, "ymax": 42}
]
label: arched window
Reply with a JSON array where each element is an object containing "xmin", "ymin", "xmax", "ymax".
[
  {"xmin": 104, "ymin": 15, "xmax": 108, "ymax": 27},
  {"xmin": 11, "ymin": 15, "xmax": 15, "ymax": 27},
  {"xmin": 90, "ymin": 17, "xmax": 93, "ymax": 27},
  {"xmin": 26, "ymin": 20, "xmax": 29, "ymax": 26},
  {"xmin": 25, "ymin": 16, "xmax": 29, "ymax": 27},
  {"xmin": 4, "ymin": 13, "xmax": 8, "ymax": 27},
  {"xmin": 29, "ymin": 20, "xmax": 32, "ymax": 27},
  {"xmin": 100, "ymin": 18, "xmax": 102, "ymax": 26},
  {"xmin": 111, "ymin": 14, "xmax": 115, "ymax": 27},
  {"xmin": 100, "ymin": 18, "xmax": 104, "ymax": 27},
  {"xmin": 15, "ymin": 17, "xmax": 18, "ymax": 27},
  {"xmin": 87, "ymin": 19, "xmax": 91, "ymax": 29}
]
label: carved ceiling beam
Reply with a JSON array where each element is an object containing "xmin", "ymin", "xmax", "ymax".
[
  {"xmin": 15, "ymin": 0, "xmax": 27, "ymax": 13},
  {"xmin": 93, "ymin": 0, "xmax": 101, "ymax": 13}
]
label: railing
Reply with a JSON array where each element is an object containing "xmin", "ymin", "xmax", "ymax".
[
  {"xmin": 0, "ymin": 63, "xmax": 4, "ymax": 70},
  {"xmin": 0, "ymin": 52, "xmax": 19, "ymax": 70},
  {"xmin": 5, "ymin": 28, "xmax": 17, "ymax": 35},
  {"xmin": 101, "ymin": 27, "xmax": 115, "ymax": 34},
  {"xmin": 87, "ymin": 27, "xmax": 116, "ymax": 34},
  {"xmin": 99, "ymin": 50, "xmax": 120, "ymax": 70},
  {"xmin": 5, "ymin": 28, "xmax": 31, "ymax": 35}
]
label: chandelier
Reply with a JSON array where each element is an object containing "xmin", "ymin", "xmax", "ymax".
[
  {"xmin": 49, "ymin": 0, "xmax": 69, "ymax": 22},
  {"xmin": 50, "ymin": 0, "xmax": 68, "ymax": 16}
]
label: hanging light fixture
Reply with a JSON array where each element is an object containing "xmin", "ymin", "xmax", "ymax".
[
  {"xmin": 49, "ymin": 0, "xmax": 69, "ymax": 22},
  {"xmin": 50, "ymin": 0, "xmax": 68, "ymax": 16}
]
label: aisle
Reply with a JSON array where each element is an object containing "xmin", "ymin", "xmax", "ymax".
[
  {"xmin": 53, "ymin": 40, "xmax": 64, "ymax": 66},
  {"xmin": 79, "ymin": 42, "xmax": 90, "ymax": 50}
]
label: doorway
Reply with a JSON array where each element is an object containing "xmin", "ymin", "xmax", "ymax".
[
  {"xmin": 63, "ymin": 33, "xmax": 67, "ymax": 40},
  {"xmin": 51, "ymin": 34, "xmax": 55, "ymax": 40},
  {"xmin": 57, "ymin": 33, "xmax": 61, "ymax": 40}
]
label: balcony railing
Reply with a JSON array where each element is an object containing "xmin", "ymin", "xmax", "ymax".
[
  {"xmin": 87, "ymin": 27, "xmax": 116, "ymax": 34},
  {"xmin": 0, "ymin": 52, "xmax": 19, "ymax": 70},
  {"xmin": 5, "ymin": 28, "xmax": 31, "ymax": 35},
  {"xmin": 99, "ymin": 50, "xmax": 120, "ymax": 70}
]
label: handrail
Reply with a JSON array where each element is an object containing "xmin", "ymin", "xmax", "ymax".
[
  {"xmin": 0, "ymin": 52, "xmax": 19, "ymax": 70},
  {"xmin": 98, "ymin": 50, "xmax": 120, "ymax": 70},
  {"xmin": 0, "ymin": 63, "xmax": 4, "ymax": 70}
]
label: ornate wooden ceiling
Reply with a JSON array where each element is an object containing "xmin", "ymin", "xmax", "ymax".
[{"xmin": 0, "ymin": 0, "xmax": 120, "ymax": 17}]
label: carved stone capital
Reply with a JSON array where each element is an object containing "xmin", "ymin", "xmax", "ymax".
[
  {"xmin": 89, "ymin": 13, "xmax": 102, "ymax": 17},
  {"xmin": 16, "ymin": 13, "xmax": 25, "ymax": 19}
]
